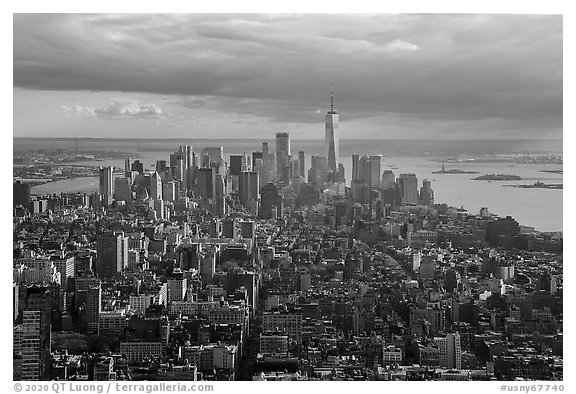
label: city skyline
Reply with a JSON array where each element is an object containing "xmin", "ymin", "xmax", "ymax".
[{"xmin": 14, "ymin": 14, "xmax": 562, "ymax": 140}]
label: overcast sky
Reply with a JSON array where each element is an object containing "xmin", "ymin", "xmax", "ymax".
[{"xmin": 13, "ymin": 13, "xmax": 562, "ymax": 139}]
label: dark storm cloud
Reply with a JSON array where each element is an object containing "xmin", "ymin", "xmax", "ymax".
[{"xmin": 13, "ymin": 13, "xmax": 562, "ymax": 135}]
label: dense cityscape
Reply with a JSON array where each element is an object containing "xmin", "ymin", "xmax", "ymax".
[{"xmin": 13, "ymin": 93, "xmax": 563, "ymax": 382}]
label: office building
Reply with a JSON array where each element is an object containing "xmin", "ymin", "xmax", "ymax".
[
  {"xmin": 98, "ymin": 166, "xmax": 114, "ymax": 197},
  {"xmin": 381, "ymin": 170, "xmax": 396, "ymax": 190},
  {"xmin": 369, "ymin": 155, "xmax": 382, "ymax": 188},
  {"xmin": 309, "ymin": 156, "xmax": 328, "ymax": 187},
  {"xmin": 162, "ymin": 181, "xmax": 177, "ymax": 202},
  {"xmin": 298, "ymin": 151, "xmax": 305, "ymax": 177},
  {"xmin": 86, "ymin": 284, "xmax": 102, "ymax": 334},
  {"xmin": 201, "ymin": 147, "xmax": 224, "ymax": 171},
  {"xmin": 14, "ymin": 181, "xmax": 31, "ymax": 207},
  {"xmin": 398, "ymin": 173, "xmax": 418, "ymax": 205},
  {"xmin": 262, "ymin": 311, "xmax": 302, "ymax": 343},
  {"xmin": 131, "ymin": 160, "xmax": 144, "ymax": 174},
  {"xmin": 325, "ymin": 88, "xmax": 339, "ymax": 172},
  {"xmin": 420, "ymin": 179, "xmax": 434, "ymax": 206},
  {"xmin": 21, "ymin": 286, "xmax": 51, "ymax": 381},
  {"xmin": 96, "ymin": 233, "xmax": 128, "ymax": 278},
  {"xmin": 239, "ymin": 171, "xmax": 259, "ymax": 208},
  {"xmin": 167, "ymin": 271, "xmax": 187, "ymax": 303},
  {"xmin": 214, "ymin": 174, "xmax": 226, "ymax": 216},
  {"xmin": 229, "ymin": 155, "xmax": 243, "ymax": 176},
  {"xmin": 434, "ymin": 333, "xmax": 462, "ymax": 370},
  {"xmin": 114, "ymin": 177, "xmax": 132, "ymax": 204},
  {"xmin": 150, "ymin": 172, "xmax": 163, "ymax": 201},
  {"xmin": 275, "ymin": 132, "xmax": 290, "ymax": 184},
  {"xmin": 260, "ymin": 183, "xmax": 282, "ymax": 219},
  {"xmin": 170, "ymin": 152, "xmax": 184, "ymax": 182},
  {"xmin": 260, "ymin": 332, "xmax": 289, "ymax": 356},
  {"xmin": 197, "ymin": 167, "xmax": 216, "ymax": 199}
]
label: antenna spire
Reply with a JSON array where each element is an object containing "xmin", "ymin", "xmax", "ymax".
[{"xmin": 330, "ymin": 86, "xmax": 334, "ymax": 112}]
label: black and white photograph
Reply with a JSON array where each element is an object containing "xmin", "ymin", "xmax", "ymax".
[{"xmin": 10, "ymin": 7, "xmax": 566, "ymax": 389}]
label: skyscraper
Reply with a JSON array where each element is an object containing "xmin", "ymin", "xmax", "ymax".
[
  {"xmin": 21, "ymin": 285, "xmax": 51, "ymax": 381},
  {"xmin": 420, "ymin": 179, "xmax": 435, "ymax": 206},
  {"xmin": 325, "ymin": 88, "xmax": 339, "ymax": 172},
  {"xmin": 298, "ymin": 151, "xmax": 305, "ymax": 177},
  {"xmin": 275, "ymin": 132, "xmax": 290, "ymax": 184},
  {"xmin": 86, "ymin": 284, "xmax": 102, "ymax": 334},
  {"xmin": 239, "ymin": 171, "xmax": 259, "ymax": 208},
  {"xmin": 99, "ymin": 166, "xmax": 114, "ymax": 197},
  {"xmin": 369, "ymin": 155, "xmax": 382, "ymax": 188},
  {"xmin": 308, "ymin": 156, "xmax": 328, "ymax": 187},
  {"xmin": 197, "ymin": 167, "xmax": 216, "ymax": 199},
  {"xmin": 260, "ymin": 183, "xmax": 282, "ymax": 219},
  {"xmin": 434, "ymin": 333, "xmax": 462, "ymax": 370},
  {"xmin": 114, "ymin": 177, "xmax": 132, "ymax": 204},
  {"xmin": 150, "ymin": 172, "xmax": 163, "ymax": 201},
  {"xmin": 180, "ymin": 145, "xmax": 193, "ymax": 189},
  {"xmin": 352, "ymin": 154, "xmax": 360, "ymax": 181},
  {"xmin": 398, "ymin": 174, "xmax": 418, "ymax": 205},
  {"xmin": 229, "ymin": 155, "xmax": 244, "ymax": 176},
  {"xmin": 96, "ymin": 233, "xmax": 128, "ymax": 278},
  {"xmin": 381, "ymin": 170, "xmax": 396, "ymax": 190},
  {"xmin": 13, "ymin": 180, "xmax": 31, "ymax": 207}
]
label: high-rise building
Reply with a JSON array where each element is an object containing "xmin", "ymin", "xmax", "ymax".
[
  {"xmin": 420, "ymin": 179, "xmax": 434, "ymax": 206},
  {"xmin": 150, "ymin": 172, "xmax": 163, "ymax": 201},
  {"xmin": 309, "ymin": 156, "xmax": 328, "ymax": 187},
  {"xmin": 197, "ymin": 167, "xmax": 216, "ymax": 199},
  {"xmin": 170, "ymin": 152, "xmax": 184, "ymax": 183},
  {"xmin": 131, "ymin": 160, "xmax": 144, "ymax": 174},
  {"xmin": 325, "ymin": 88, "xmax": 339, "ymax": 172},
  {"xmin": 21, "ymin": 285, "xmax": 51, "ymax": 381},
  {"xmin": 369, "ymin": 155, "xmax": 382, "ymax": 188},
  {"xmin": 352, "ymin": 154, "xmax": 360, "ymax": 181},
  {"xmin": 298, "ymin": 151, "xmax": 305, "ymax": 177},
  {"xmin": 114, "ymin": 177, "xmax": 132, "ymax": 204},
  {"xmin": 14, "ymin": 181, "xmax": 31, "ymax": 207},
  {"xmin": 358, "ymin": 155, "xmax": 371, "ymax": 183},
  {"xmin": 99, "ymin": 167, "xmax": 114, "ymax": 197},
  {"xmin": 261, "ymin": 142, "xmax": 276, "ymax": 186},
  {"xmin": 239, "ymin": 171, "xmax": 259, "ymax": 207},
  {"xmin": 275, "ymin": 132, "xmax": 290, "ymax": 184},
  {"xmin": 167, "ymin": 271, "xmax": 187, "ymax": 303},
  {"xmin": 252, "ymin": 151, "xmax": 263, "ymax": 169},
  {"xmin": 125, "ymin": 157, "xmax": 133, "ymax": 174},
  {"xmin": 96, "ymin": 233, "xmax": 128, "ymax": 278},
  {"xmin": 162, "ymin": 181, "xmax": 177, "ymax": 202},
  {"xmin": 201, "ymin": 147, "xmax": 224, "ymax": 172},
  {"xmin": 155, "ymin": 160, "xmax": 168, "ymax": 174},
  {"xmin": 381, "ymin": 170, "xmax": 396, "ymax": 190},
  {"xmin": 214, "ymin": 174, "xmax": 226, "ymax": 216},
  {"xmin": 260, "ymin": 183, "xmax": 282, "ymax": 219},
  {"xmin": 199, "ymin": 247, "xmax": 216, "ymax": 286},
  {"xmin": 229, "ymin": 155, "xmax": 243, "ymax": 176},
  {"xmin": 52, "ymin": 256, "xmax": 75, "ymax": 289},
  {"xmin": 86, "ymin": 284, "xmax": 102, "ymax": 334},
  {"xmin": 398, "ymin": 173, "xmax": 418, "ymax": 205},
  {"xmin": 434, "ymin": 333, "xmax": 462, "ymax": 370},
  {"xmin": 179, "ymin": 145, "xmax": 194, "ymax": 189}
]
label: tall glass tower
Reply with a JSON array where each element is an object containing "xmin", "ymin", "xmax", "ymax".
[{"xmin": 325, "ymin": 88, "xmax": 339, "ymax": 172}]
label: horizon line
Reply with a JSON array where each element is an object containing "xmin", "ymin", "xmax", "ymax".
[{"xmin": 13, "ymin": 137, "xmax": 564, "ymax": 141}]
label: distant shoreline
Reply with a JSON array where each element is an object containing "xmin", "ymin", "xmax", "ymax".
[{"xmin": 13, "ymin": 137, "xmax": 563, "ymax": 142}]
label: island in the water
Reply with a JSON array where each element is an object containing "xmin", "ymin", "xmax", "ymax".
[
  {"xmin": 504, "ymin": 181, "xmax": 563, "ymax": 189},
  {"xmin": 432, "ymin": 164, "xmax": 479, "ymax": 174},
  {"xmin": 540, "ymin": 170, "xmax": 563, "ymax": 175},
  {"xmin": 472, "ymin": 174, "xmax": 522, "ymax": 181}
]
